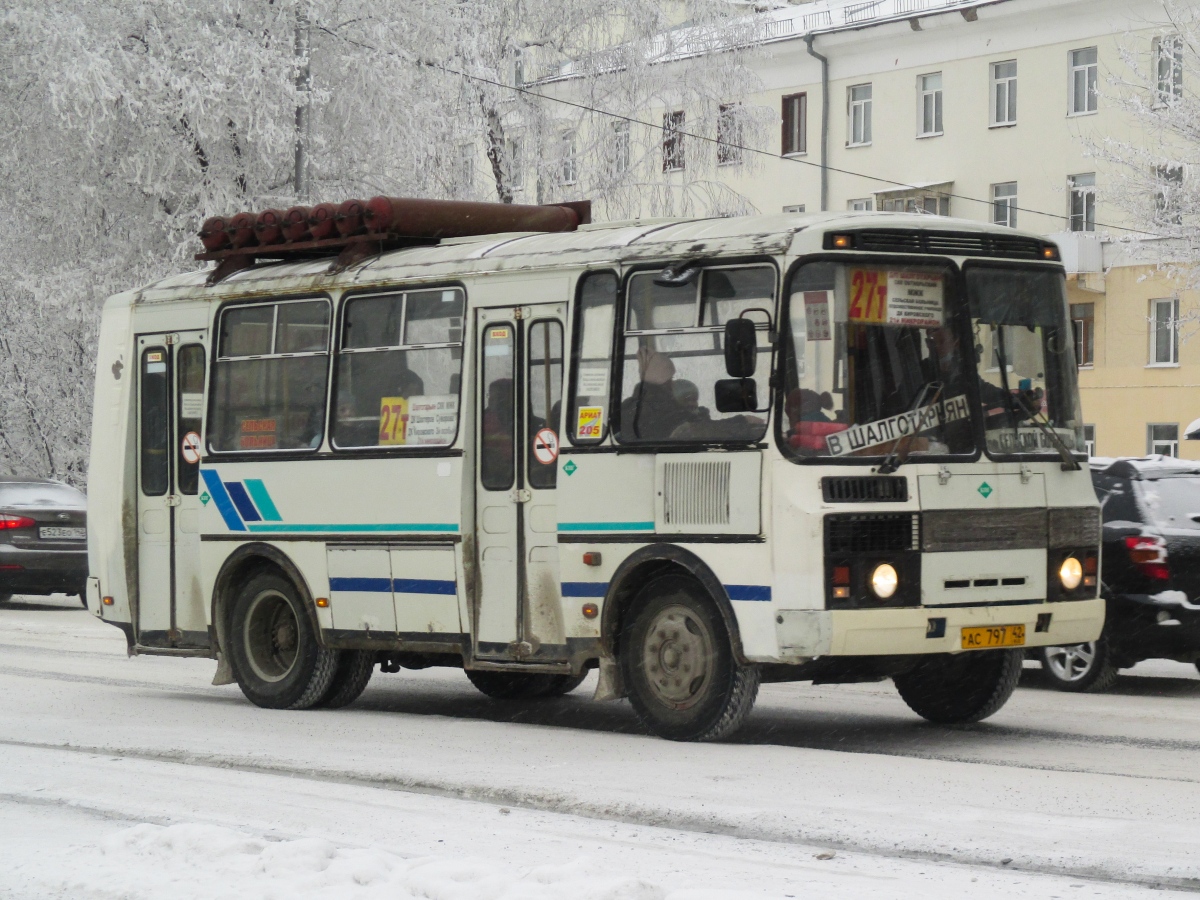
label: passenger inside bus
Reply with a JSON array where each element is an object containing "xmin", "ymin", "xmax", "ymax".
[{"xmin": 481, "ymin": 377, "xmax": 515, "ymax": 482}]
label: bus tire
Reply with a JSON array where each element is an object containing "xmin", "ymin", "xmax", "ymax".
[
  {"xmin": 620, "ymin": 575, "xmax": 759, "ymax": 742},
  {"xmin": 227, "ymin": 571, "xmax": 338, "ymax": 711},
  {"xmin": 893, "ymin": 649, "xmax": 1023, "ymax": 725},
  {"xmin": 465, "ymin": 670, "xmax": 580, "ymax": 699},
  {"xmin": 315, "ymin": 650, "xmax": 376, "ymax": 709}
]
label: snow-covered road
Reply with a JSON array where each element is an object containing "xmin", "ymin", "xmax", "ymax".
[{"xmin": 1, "ymin": 596, "xmax": 1197, "ymax": 898}]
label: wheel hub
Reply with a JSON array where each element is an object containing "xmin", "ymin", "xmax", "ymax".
[
  {"xmin": 243, "ymin": 589, "xmax": 300, "ymax": 683},
  {"xmin": 642, "ymin": 605, "xmax": 714, "ymax": 710},
  {"xmin": 1043, "ymin": 642, "xmax": 1095, "ymax": 682}
]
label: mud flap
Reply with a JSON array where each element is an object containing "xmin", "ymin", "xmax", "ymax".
[
  {"xmin": 592, "ymin": 657, "xmax": 626, "ymax": 701},
  {"xmin": 212, "ymin": 652, "xmax": 236, "ymax": 686}
]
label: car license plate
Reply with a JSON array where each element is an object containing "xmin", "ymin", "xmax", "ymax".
[
  {"xmin": 39, "ymin": 526, "xmax": 85, "ymax": 540},
  {"xmin": 961, "ymin": 624, "xmax": 1025, "ymax": 649}
]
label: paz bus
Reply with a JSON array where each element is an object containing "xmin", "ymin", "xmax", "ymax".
[{"xmin": 86, "ymin": 197, "xmax": 1103, "ymax": 741}]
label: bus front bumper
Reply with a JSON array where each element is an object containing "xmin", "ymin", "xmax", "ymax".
[{"xmin": 773, "ymin": 598, "xmax": 1104, "ymax": 659}]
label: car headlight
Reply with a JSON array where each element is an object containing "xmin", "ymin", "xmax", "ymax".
[
  {"xmin": 871, "ymin": 563, "xmax": 899, "ymax": 599},
  {"xmin": 1059, "ymin": 556, "xmax": 1083, "ymax": 591}
]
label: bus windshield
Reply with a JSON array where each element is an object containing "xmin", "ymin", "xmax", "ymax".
[
  {"xmin": 966, "ymin": 264, "xmax": 1084, "ymax": 458},
  {"xmin": 781, "ymin": 260, "xmax": 976, "ymax": 460}
]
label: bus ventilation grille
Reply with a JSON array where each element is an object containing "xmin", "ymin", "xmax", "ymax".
[
  {"xmin": 852, "ymin": 229, "xmax": 1048, "ymax": 260},
  {"xmin": 825, "ymin": 513, "xmax": 919, "ymax": 554},
  {"xmin": 822, "ymin": 476, "xmax": 908, "ymax": 503},
  {"xmin": 662, "ymin": 460, "xmax": 731, "ymax": 526}
]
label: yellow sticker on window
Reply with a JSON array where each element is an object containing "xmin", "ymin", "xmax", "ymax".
[
  {"xmin": 146, "ymin": 351, "xmax": 164, "ymax": 363},
  {"xmin": 489, "ymin": 327, "xmax": 510, "ymax": 340},
  {"xmin": 379, "ymin": 397, "xmax": 409, "ymax": 445},
  {"xmin": 576, "ymin": 406, "xmax": 604, "ymax": 440},
  {"xmin": 848, "ymin": 269, "xmax": 887, "ymax": 324}
]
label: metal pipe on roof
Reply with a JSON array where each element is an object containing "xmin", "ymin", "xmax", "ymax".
[{"xmin": 804, "ymin": 34, "xmax": 829, "ymax": 212}]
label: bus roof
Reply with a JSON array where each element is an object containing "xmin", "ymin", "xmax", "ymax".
[{"xmin": 131, "ymin": 211, "xmax": 1057, "ymax": 305}]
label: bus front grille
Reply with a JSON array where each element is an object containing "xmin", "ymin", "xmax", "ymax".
[
  {"xmin": 821, "ymin": 476, "xmax": 908, "ymax": 503},
  {"xmin": 825, "ymin": 513, "xmax": 918, "ymax": 554},
  {"xmin": 662, "ymin": 460, "xmax": 731, "ymax": 526}
]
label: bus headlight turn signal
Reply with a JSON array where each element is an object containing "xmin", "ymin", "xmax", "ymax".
[
  {"xmin": 1059, "ymin": 557, "xmax": 1083, "ymax": 591},
  {"xmin": 871, "ymin": 564, "xmax": 899, "ymax": 599}
]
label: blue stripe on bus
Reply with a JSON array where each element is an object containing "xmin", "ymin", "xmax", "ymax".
[
  {"xmin": 561, "ymin": 582, "xmax": 609, "ymax": 598},
  {"xmin": 558, "ymin": 521, "xmax": 655, "ymax": 532},
  {"xmin": 393, "ymin": 579, "xmax": 456, "ymax": 595},
  {"xmin": 244, "ymin": 479, "xmax": 282, "ymax": 521},
  {"xmin": 726, "ymin": 584, "xmax": 772, "ymax": 602},
  {"xmin": 224, "ymin": 482, "xmax": 262, "ymax": 522},
  {"xmin": 200, "ymin": 470, "xmax": 246, "ymax": 532},
  {"xmin": 246, "ymin": 523, "xmax": 460, "ymax": 533},
  {"xmin": 329, "ymin": 577, "xmax": 392, "ymax": 593}
]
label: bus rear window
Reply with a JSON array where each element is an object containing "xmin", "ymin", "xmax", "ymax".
[
  {"xmin": 332, "ymin": 288, "xmax": 465, "ymax": 449},
  {"xmin": 208, "ymin": 299, "xmax": 331, "ymax": 453}
]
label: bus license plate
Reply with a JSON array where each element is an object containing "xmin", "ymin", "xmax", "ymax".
[
  {"xmin": 961, "ymin": 624, "xmax": 1025, "ymax": 649},
  {"xmin": 39, "ymin": 526, "xmax": 85, "ymax": 540}
]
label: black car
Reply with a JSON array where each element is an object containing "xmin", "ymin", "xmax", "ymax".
[
  {"xmin": 1037, "ymin": 456, "xmax": 1200, "ymax": 691},
  {"xmin": 0, "ymin": 476, "xmax": 88, "ymax": 605}
]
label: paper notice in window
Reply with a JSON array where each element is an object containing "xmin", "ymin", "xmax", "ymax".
[
  {"xmin": 886, "ymin": 272, "xmax": 944, "ymax": 327},
  {"xmin": 180, "ymin": 393, "xmax": 204, "ymax": 418},
  {"xmin": 576, "ymin": 406, "xmax": 604, "ymax": 439},
  {"xmin": 406, "ymin": 395, "xmax": 459, "ymax": 445},
  {"xmin": 577, "ymin": 366, "xmax": 608, "ymax": 398},
  {"xmin": 803, "ymin": 291, "xmax": 832, "ymax": 340}
]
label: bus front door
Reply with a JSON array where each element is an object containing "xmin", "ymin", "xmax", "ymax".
[
  {"xmin": 135, "ymin": 332, "xmax": 209, "ymax": 649},
  {"xmin": 474, "ymin": 306, "xmax": 567, "ymax": 661}
]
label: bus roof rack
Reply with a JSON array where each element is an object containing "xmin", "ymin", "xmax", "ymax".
[{"xmin": 196, "ymin": 196, "xmax": 591, "ymax": 285}]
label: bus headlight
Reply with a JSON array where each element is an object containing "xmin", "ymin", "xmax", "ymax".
[
  {"xmin": 871, "ymin": 563, "xmax": 899, "ymax": 599},
  {"xmin": 1059, "ymin": 556, "xmax": 1083, "ymax": 591}
]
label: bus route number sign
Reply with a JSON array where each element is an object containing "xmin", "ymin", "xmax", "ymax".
[{"xmin": 533, "ymin": 428, "xmax": 559, "ymax": 465}]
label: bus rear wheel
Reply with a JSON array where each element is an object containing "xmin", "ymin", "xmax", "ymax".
[
  {"xmin": 893, "ymin": 649, "xmax": 1023, "ymax": 724},
  {"xmin": 228, "ymin": 571, "xmax": 338, "ymax": 710},
  {"xmin": 620, "ymin": 575, "xmax": 759, "ymax": 742},
  {"xmin": 466, "ymin": 670, "xmax": 585, "ymax": 699},
  {"xmin": 315, "ymin": 650, "xmax": 376, "ymax": 709}
]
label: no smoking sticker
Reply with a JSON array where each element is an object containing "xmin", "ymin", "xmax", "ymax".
[
  {"xmin": 181, "ymin": 431, "xmax": 202, "ymax": 465},
  {"xmin": 533, "ymin": 428, "xmax": 559, "ymax": 465}
]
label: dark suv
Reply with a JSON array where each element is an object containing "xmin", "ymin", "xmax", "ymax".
[{"xmin": 1037, "ymin": 456, "xmax": 1200, "ymax": 691}]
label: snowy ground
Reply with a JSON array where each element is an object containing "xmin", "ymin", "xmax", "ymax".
[{"xmin": 1, "ymin": 596, "xmax": 1197, "ymax": 898}]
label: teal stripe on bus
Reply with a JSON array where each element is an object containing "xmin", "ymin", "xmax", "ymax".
[
  {"xmin": 558, "ymin": 521, "xmax": 655, "ymax": 532},
  {"xmin": 246, "ymin": 523, "xmax": 460, "ymax": 533},
  {"xmin": 244, "ymin": 479, "xmax": 282, "ymax": 521}
]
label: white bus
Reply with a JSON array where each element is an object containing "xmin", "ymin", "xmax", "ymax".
[{"xmin": 87, "ymin": 202, "xmax": 1103, "ymax": 741}]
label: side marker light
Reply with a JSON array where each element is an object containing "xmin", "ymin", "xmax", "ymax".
[
  {"xmin": 316, "ymin": 597, "xmax": 330, "ymax": 608},
  {"xmin": 102, "ymin": 596, "xmax": 114, "ymax": 606},
  {"xmin": 581, "ymin": 602, "xmax": 599, "ymax": 619}
]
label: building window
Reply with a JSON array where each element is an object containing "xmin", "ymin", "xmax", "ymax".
[
  {"xmin": 717, "ymin": 103, "xmax": 743, "ymax": 165},
  {"xmin": 992, "ymin": 182, "xmax": 1018, "ymax": 227},
  {"xmin": 848, "ymin": 84, "xmax": 872, "ymax": 146},
  {"xmin": 848, "ymin": 198, "xmax": 873, "ymax": 211},
  {"xmin": 611, "ymin": 121, "xmax": 631, "ymax": 175},
  {"xmin": 1148, "ymin": 423, "xmax": 1179, "ymax": 457},
  {"xmin": 1069, "ymin": 47, "xmax": 1098, "ymax": 115},
  {"xmin": 663, "ymin": 110, "xmax": 685, "ymax": 172},
  {"xmin": 504, "ymin": 137, "xmax": 524, "ymax": 190},
  {"xmin": 881, "ymin": 194, "xmax": 950, "ymax": 216},
  {"xmin": 1154, "ymin": 164, "xmax": 1184, "ymax": 226},
  {"xmin": 918, "ymin": 73, "xmax": 943, "ymax": 136},
  {"xmin": 1069, "ymin": 173, "xmax": 1096, "ymax": 232},
  {"xmin": 1155, "ymin": 35, "xmax": 1183, "ymax": 104},
  {"xmin": 1150, "ymin": 298, "xmax": 1179, "ymax": 365},
  {"xmin": 991, "ymin": 60, "xmax": 1017, "ymax": 125},
  {"xmin": 1071, "ymin": 302, "xmax": 1094, "ymax": 366},
  {"xmin": 1083, "ymin": 424, "xmax": 1096, "ymax": 457},
  {"xmin": 782, "ymin": 92, "xmax": 807, "ymax": 155},
  {"xmin": 782, "ymin": 204, "xmax": 806, "ymax": 213},
  {"xmin": 560, "ymin": 131, "xmax": 578, "ymax": 185}
]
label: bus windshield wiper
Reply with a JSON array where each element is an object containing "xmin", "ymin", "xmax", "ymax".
[
  {"xmin": 1014, "ymin": 393, "xmax": 1082, "ymax": 471},
  {"xmin": 878, "ymin": 380, "xmax": 943, "ymax": 475}
]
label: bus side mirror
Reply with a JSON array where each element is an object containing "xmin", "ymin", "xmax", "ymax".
[
  {"xmin": 724, "ymin": 319, "xmax": 757, "ymax": 378},
  {"xmin": 715, "ymin": 378, "xmax": 757, "ymax": 413}
]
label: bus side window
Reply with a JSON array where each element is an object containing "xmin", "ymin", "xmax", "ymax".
[
  {"xmin": 140, "ymin": 347, "xmax": 170, "ymax": 496},
  {"xmin": 480, "ymin": 324, "xmax": 516, "ymax": 491},
  {"xmin": 527, "ymin": 320, "xmax": 563, "ymax": 489},
  {"xmin": 176, "ymin": 345, "xmax": 206, "ymax": 494},
  {"xmin": 568, "ymin": 272, "xmax": 617, "ymax": 444}
]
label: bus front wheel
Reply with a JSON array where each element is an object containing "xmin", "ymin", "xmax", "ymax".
[
  {"xmin": 620, "ymin": 575, "xmax": 759, "ymax": 742},
  {"xmin": 893, "ymin": 649, "xmax": 1023, "ymax": 724},
  {"xmin": 227, "ymin": 571, "xmax": 338, "ymax": 710}
]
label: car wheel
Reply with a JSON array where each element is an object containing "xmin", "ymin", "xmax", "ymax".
[
  {"xmin": 620, "ymin": 574, "xmax": 759, "ymax": 742},
  {"xmin": 894, "ymin": 649, "xmax": 1023, "ymax": 724},
  {"xmin": 0, "ymin": 593, "xmax": 11, "ymax": 605},
  {"xmin": 465, "ymin": 670, "xmax": 580, "ymax": 699},
  {"xmin": 227, "ymin": 570, "xmax": 338, "ymax": 710},
  {"xmin": 1040, "ymin": 637, "xmax": 1118, "ymax": 692},
  {"xmin": 315, "ymin": 650, "xmax": 376, "ymax": 709}
]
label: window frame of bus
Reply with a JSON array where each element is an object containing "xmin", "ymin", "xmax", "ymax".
[
  {"xmin": 567, "ymin": 270, "xmax": 620, "ymax": 446},
  {"xmin": 774, "ymin": 253, "xmax": 984, "ymax": 466},
  {"xmin": 961, "ymin": 257, "xmax": 1085, "ymax": 466},
  {"xmin": 206, "ymin": 295, "xmax": 333, "ymax": 457},
  {"xmin": 329, "ymin": 283, "xmax": 467, "ymax": 455},
  {"xmin": 612, "ymin": 257, "xmax": 779, "ymax": 448}
]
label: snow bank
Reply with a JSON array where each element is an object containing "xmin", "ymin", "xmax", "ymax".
[{"xmin": 45, "ymin": 822, "xmax": 669, "ymax": 900}]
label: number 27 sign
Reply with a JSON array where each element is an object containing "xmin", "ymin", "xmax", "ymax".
[{"xmin": 849, "ymin": 269, "xmax": 887, "ymax": 324}]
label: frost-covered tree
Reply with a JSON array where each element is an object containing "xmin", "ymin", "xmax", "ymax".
[{"xmin": 0, "ymin": 0, "xmax": 767, "ymax": 482}]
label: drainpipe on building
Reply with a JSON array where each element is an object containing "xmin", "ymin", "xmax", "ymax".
[{"xmin": 804, "ymin": 34, "xmax": 829, "ymax": 213}]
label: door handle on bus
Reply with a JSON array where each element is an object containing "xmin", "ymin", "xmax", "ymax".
[{"xmin": 508, "ymin": 489, "xmax": 531, "ymax": 503}]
